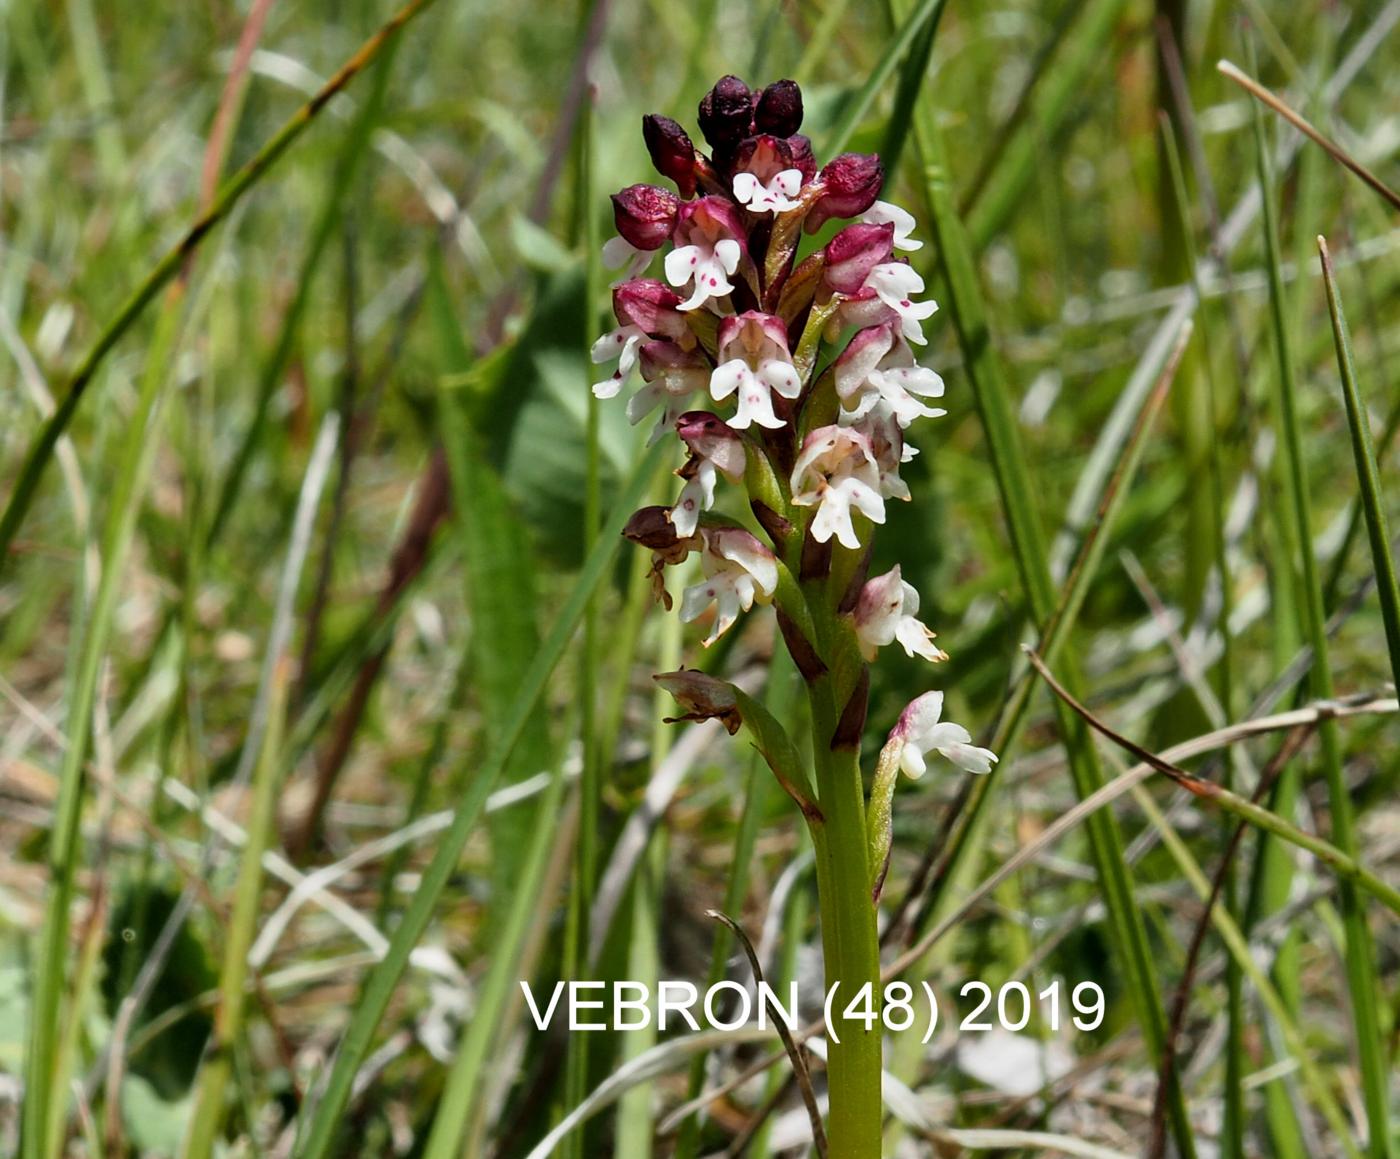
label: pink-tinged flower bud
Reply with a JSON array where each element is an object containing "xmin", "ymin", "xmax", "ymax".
[
  {"xmin": 612, "ymin": 279, "xmax": 692, "ymax": 345},
  {"xmin": 697, "ymin": 74, "xmax": 754, "ymax": 151},
  {"xmin": 642, "ymin": 114, "xmax": 698, "ymax": 197},
  {"xmin": 654, "ymin": 669, "xmax": 742, "ymax": 734},
  {"xmin": 805, "ymin": 152, "xmax": 885, "ymax": 233},
  {"xmin": 755, "ymin": 79, "xmax": 803, "ymax": 137},
  {"xmin": 889, "ymin": 691, "xmax": 998, "ymax": 778},
  {"xmin": 676, "ymin": 411, "xmax": 747, "ymax": 480},
  {"xmin": 853, "ymin": 565, "xmax": 946, "ymax": 663},
  {"xmin": 822, "ymin": 222, "xmax": 895, "ymax": 295},
  {"xmin": 786, "ymin": 134, "xmax": 818, "ymax": 184},
  {"xmin": 612, "ymin": 184, "xmax": 680, "ymax": 250}
]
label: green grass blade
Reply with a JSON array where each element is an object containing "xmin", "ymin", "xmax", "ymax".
[
  {"xmin": 22, "ymin": 295, "xmax": 184, "ymax": 1159},
  {"xmin": 888, "ymin": 11, "xmax": 1198, "ymax": 1149},
  {"xmin": 965, "ymin": 0, "xmax": 1128, "ymax": 248},
  {"xmin": 820, "ymin": 0, "xmax": 948, "ymax": 156},
  {"xmin": 182, "ymin": 662, "xmax": 290, "ymax": 1159},
  {"xmin": 1250, "ymin": 79, "xmax": 1391, "ymax": 1158},
  {"xmin": 207, "ymin": 44, "xmax": 400, "ymax": 545},
  {"xmin": 0, "ymin": 0, "xmax": 440, "ymax": 581},
  {"xmin": 293, "ymin": 436, "xmax": 669, "ymax": 1159},
  {"xmin": 1317, "ymin": 237, "xmax": 1400, "ymax": 690}
]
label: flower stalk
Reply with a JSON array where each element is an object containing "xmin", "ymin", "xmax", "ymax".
[{"xmin": 601, "ymin": 75, "xmax": 996, "ymax": 1154}]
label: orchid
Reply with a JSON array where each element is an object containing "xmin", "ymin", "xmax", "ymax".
[
  {"xmin": 854, "ymin": 566, "xmax": 946, "ymax": 662},
  {"xmin": 709, "ymin": 312, "xmax": 802, "ymax": 430},
  {"xmin": 864, "ymin": 261, "xmax": 938, "ymax": 345},
  {"xmin": 860, "ymin": 199, "xmax": 922, "ymax": 251},
  {"xmin": 790, "ymin": 425, "xmax": 886, "ymax": 549},
  {"xmin": 671, "ymin": 412, "xmax": 746, "ymax": 537},
  {"xmin": 834, "ymin": 322, "xmax": 947, "ymax": 426},
  {"xmin": 889, "ymin": 691, "xmax": 999, "ymax": 778},
  {"xmin": 595, "ymin": 75, "xmax": 996, "ymax": 1157},
  {"xmin": 665, "ymin": 197, "xmax": 747, "ymax": 311},
  {"xmin": 678, "ymin": 527, "xmax": 778, "ymax": 646}
]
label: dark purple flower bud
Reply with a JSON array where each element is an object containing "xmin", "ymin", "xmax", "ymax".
[
  {"xmin": 755, "ymin": 79, "xmax": 803, "ymax": 137},
  {"xmin": 697, "ymin": 75, "xmax": 755, "ymax": 151},
  {"xmin": 822, "ymin": 222, "xmax": 895, "ymax": 294},
  {"xmin": 805, "ymin": 152, "xmax": 885, "ymax": 233},
  {"xmin": 786, "ymin": 134, "xmax": 818, "ymax": 184},
  {"xmin": 642, "ymin": 114, "xmax": 698, "ymax": 198},
  {"xmin": 613, "ymin": 279, "xmax": 692, "ymax": 345},
  {"xmin": 624, "ymin": 506, "xmax": 698, "ymax": 564},
  {"xmin": 612, "ymin": 184, "xmax": 680, "ymax": 250}
]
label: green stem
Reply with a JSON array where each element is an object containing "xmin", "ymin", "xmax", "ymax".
[{"xmin": 808, "ymin": 730, "xmax": 883, "ymax": 1158}]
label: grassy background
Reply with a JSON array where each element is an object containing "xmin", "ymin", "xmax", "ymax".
[{"xmin": 0, "ymin": 0, "xmax": 1397, "ymax": 1155}]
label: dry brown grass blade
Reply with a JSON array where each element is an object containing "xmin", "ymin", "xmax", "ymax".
[
  {"xmin": 1217, "ymin": 59, "xmax": 1400, "ymax": 211},
  {"xmin": 706, "ymin": 909, "xmax": 827, "ymax": 1158}
]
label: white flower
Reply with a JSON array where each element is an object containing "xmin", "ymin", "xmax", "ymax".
[
  {"xmin": 834, "ymin": 323, "xmax": 947, "ymax": 427},
  {"xmin": 626, "ymin": 342, "xmax": 711, "ymax": 445},
  {"xmin": 709, "ymin": 312, "xmax": 802, "ymax": 431},
  {"xmin": 679, "ymin": 527, "xmax": 779, "ymax": 646},
  {"xmin": 861, "ymin": 200, "xmax": 922, "ymax": 251},
  {"xmin": 789, "ymin": 426, "xmax": 885, "ymax": 550},
  {"xmin": 892, "ymin": 691, "xmax": 998, "ymax": 779},
  {"xmin": 665, "ymin": 198, "xmax": 747, "ymax": 312},
  {"xmin": 671, "ymin": 413, "xmax": 746, "ymax": 538},
  {"xmin": 854, "ymin": 566, "xmax": 946, "ymax": 663},
  {"xmin": 844, "ymin": 405, "xmax": 914, "ymax": 504},
  {"xmin": 602, "ymin": 235, "xmax": 652, "ymax": 282},
  {"xmin": 733, "ymin": 168, "xmax": 803, "ymax": 214},
  {"xmin": 590, "ymin": 325, "xmax": 647, "ymax": 399},
  {"xmin": 864, "ymin": 263, "xmax": 938, "ymax": 345}
]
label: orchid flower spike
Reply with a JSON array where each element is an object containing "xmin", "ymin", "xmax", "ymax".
[{"xmin": 890, "ymin": 691, "xmax": 998, "ymax": 778}]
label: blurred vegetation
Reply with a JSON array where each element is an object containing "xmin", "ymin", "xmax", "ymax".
[{"xmin": 0, "ymin": 0, "xmax": 1397, "ymax": 1155}]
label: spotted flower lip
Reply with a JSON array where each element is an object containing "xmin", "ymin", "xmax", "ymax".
[
  {"xmin": 853, "ymin": 565, "xmax": 946, "ymax": 663},
  {"xmin": 864, "ymin": 262, "xmax": 938, "ymax": 344},
  {"xmin": 731, "ymin": 135, "xmax": 805, "ymax": 214},
  {"xmin": 665, "ymin": 196, "xmax": 748, "ymax": 311},
  {"xmin": 891, "ymin": 691, "xmax": 999, "ymax": 778},
  {"xmin": 708, "ymin": 311, "xmax": 802, "ymax": 430},
  {"xmin": 679, "ymin": 527, "xmax": 779, "ymax": 646},
  {"xmin": 790, "ymin": 425, "xmax": 886, "ymax": 549},
  {"xmin": 590, "ymin": 324, "xmax": 647, "ymax": 399},
  {"xmin": 834, "ymin": 322, "xmax": 946, "ymax": 427}
]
